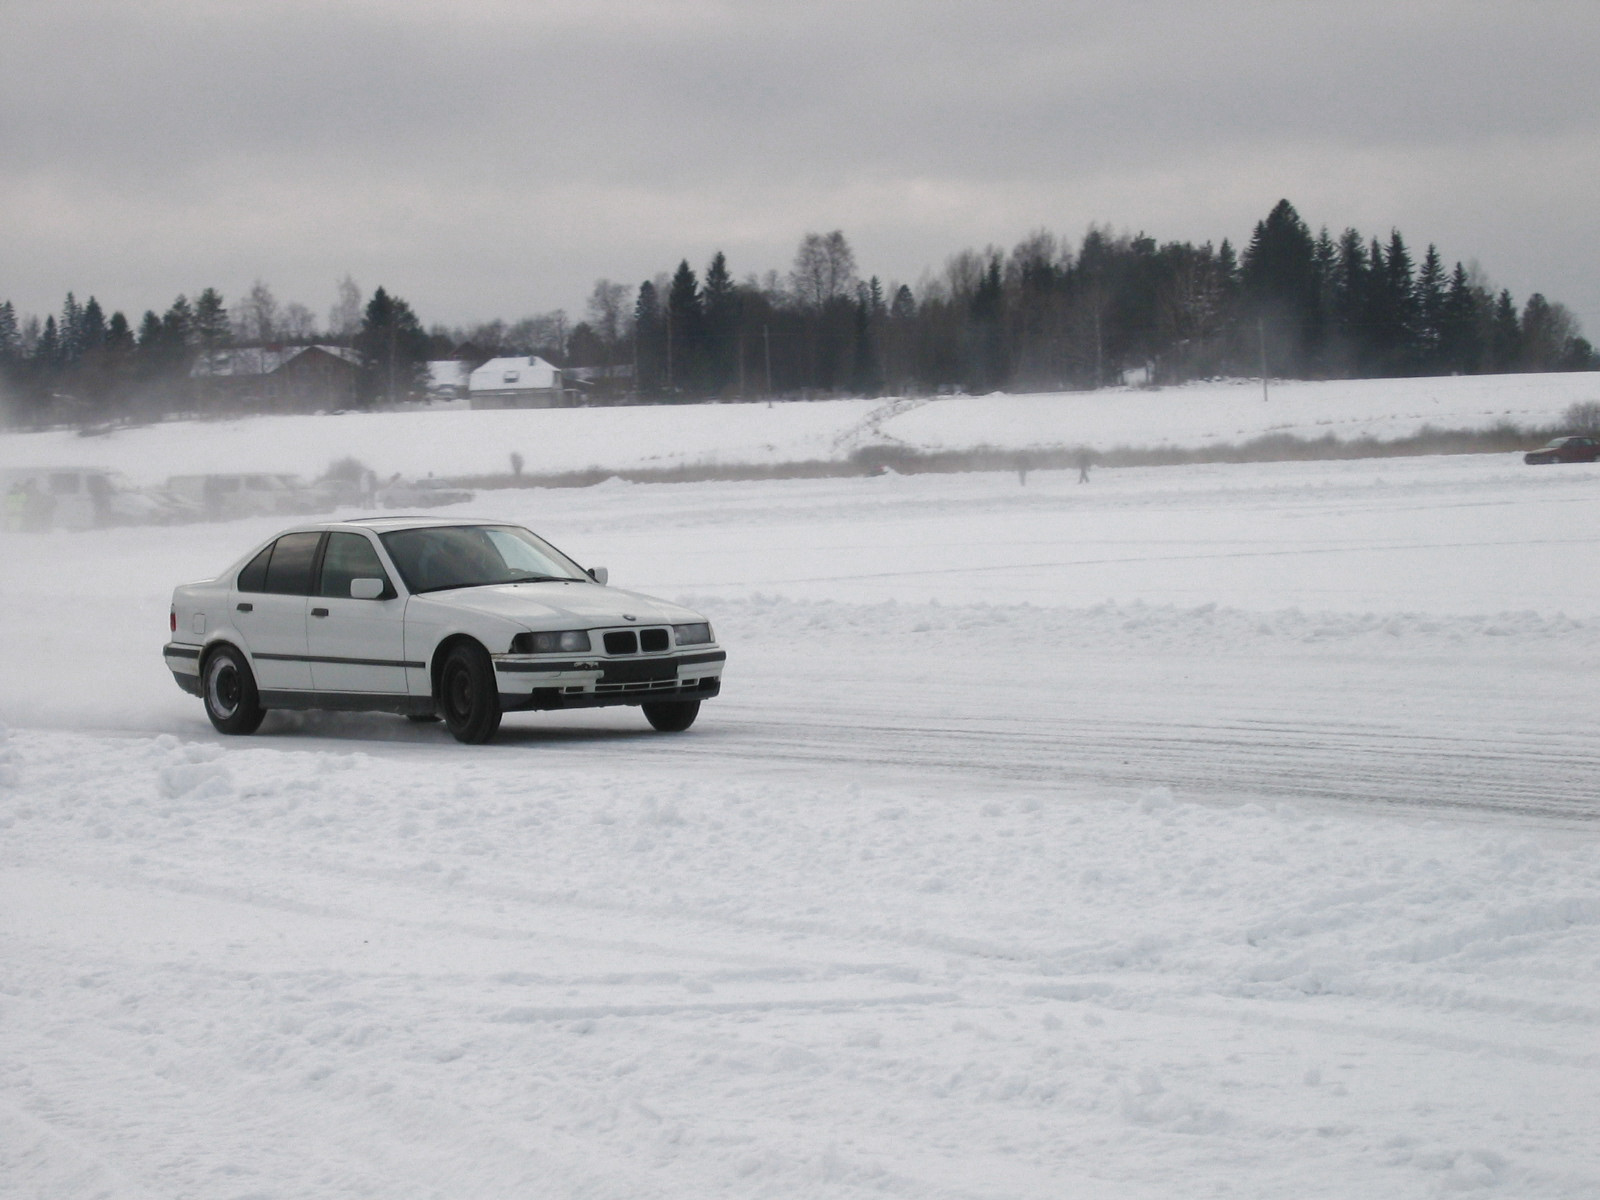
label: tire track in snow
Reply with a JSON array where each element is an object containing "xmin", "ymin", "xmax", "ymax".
[{"xmin": 640, "ymin": 708, "xmax": 1600, "ymax": 821}]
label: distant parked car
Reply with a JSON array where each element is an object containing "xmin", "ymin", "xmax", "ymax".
[
  {"xmin": 377, "ymin": 476, "xmax": 474, "ymax": 508},
  {"xmin": 0, "ymin": 466, "xmax": 185, "ymax": 530},
  {"xmin": 163, "ymin": 516, "xmax": 725, "ymax": 743},
  {"xmin": 167, "ymin": 473, "xmax": 329, "ymax": 520},
  {"xmin": 1524, "ymin": 436, "xmax": 1600, "ymax": 465}
]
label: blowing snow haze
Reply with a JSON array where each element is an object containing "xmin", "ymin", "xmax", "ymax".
[{"xmin": 2, "ymin": 0, "xmax": 1598, "ymax": 333}]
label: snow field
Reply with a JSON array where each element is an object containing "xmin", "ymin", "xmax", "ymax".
[
  {"xmin": 3, "ymin": 722, "xmax": 1598, "ymax": 1198},
  {"xmin": 4, "ymin": 384, "xmax": 1600, "ymax": 1196}
]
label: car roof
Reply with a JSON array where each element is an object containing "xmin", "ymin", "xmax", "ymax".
[{"xmin": 313, "ymin": 516, "xmax": 508, "ymax": 535}]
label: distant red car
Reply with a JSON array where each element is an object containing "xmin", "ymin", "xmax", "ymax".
[{"xmin": 1525, "ymin": 436, "xmax": 1600, "ymax": 465}]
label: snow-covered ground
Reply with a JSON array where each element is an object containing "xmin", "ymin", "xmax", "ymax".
[
  {"xmin": 3, "ymin": 386, "xmax": 1600, "ymax": 1197},
  {"xmin": 1, "ymin": 371, "xmax": 1596, "ymax": 487}
]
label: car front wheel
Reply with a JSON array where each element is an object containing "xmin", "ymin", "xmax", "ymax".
[
  {"xmin": 203, "ymin": 645, "xmax": 266, "ymax": 735},
  {"xmin": 438, "ymin": 642, "xmax": 502, "ymax": 744},
  {"xmin": 642, "ymin": 700, "xmax": 700, "ymax": 732}
]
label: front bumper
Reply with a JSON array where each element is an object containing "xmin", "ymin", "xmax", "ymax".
[{"xmin": 491, "ymin": 648, "xmax": 726, "ymax": 711}]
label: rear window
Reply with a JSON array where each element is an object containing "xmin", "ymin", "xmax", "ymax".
[{"xmin": 262, "ymin": 532, "xmax": 323, "ymax": 596}]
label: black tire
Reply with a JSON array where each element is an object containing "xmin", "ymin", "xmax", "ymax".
[
  {"xmin": 437, "ymin": 642, "xmax": 502, "ymax": 744},
  {"xmin": 203, "ymin": 645, "xmax": 266, "ymax": 735},
  {"xmin": 642, "ymin": 700, "xmax": 700, "ymax": 732}
]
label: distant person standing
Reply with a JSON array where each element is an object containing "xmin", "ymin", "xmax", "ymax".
[
  {"xmin": 21, "ymin": 478, "xmax": 54, "ymax": 531},
  {"xmin": 1076, "ymin": 447, "xmax": 1094, "ymax": 484},
  {"xmin": 3, "ymin": 481, "xmax": 26, "ymax": 531}
]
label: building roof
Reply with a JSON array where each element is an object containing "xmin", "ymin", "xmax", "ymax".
[
  {"xmin": 191, "ymin": 345, "xmax": 360, "ymax": 379},
  {"xmin": 468, "ymin": 356, "xmax": 560, "ymax": 393}
]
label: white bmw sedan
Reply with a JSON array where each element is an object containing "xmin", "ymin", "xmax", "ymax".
[{"xmin": 163, "ymin": 517, "xmax": 724, "ymax": 743}]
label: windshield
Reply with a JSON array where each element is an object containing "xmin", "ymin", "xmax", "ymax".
[{"xmin": 380, "ymin": 525, "xmax": 588, "ymax": 594}]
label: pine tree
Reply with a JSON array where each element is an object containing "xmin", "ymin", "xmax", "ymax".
[
  {"xmin": 193, "ymin": 288, "xmax": 230, "ymax": 374},
  {"xmin": 1490, "ymin": 289, "xmax": 1521, "ymax": 372},
  {"xmin": 0, "ymin": 301, "xmax": 19, "ymax": 364},
  {"xmin": 702, "ymin": 251, "xmax": 737, "ymax": 394},
  {"xmin": 666, "ymin": 260, "xmax": 702, "ymax": 395},
  {"xmin": 968, "ymin": 254, "xmax": 1007, "ymax": 390},
  {"xmin": 354, "ymin": 287, "xmax": 430, "ymax": 404},
  {"xmin": 36, "ymin": 315, "xmax": 60, "ymax": 365},
  {"xmin": 633, "ymin": 280, "xmax": 662, "ymax": 397},
  {"xmin": 1438, "ymin": 263, "xmax": 1480, "ymax": 374},
  {"xmin": 1414, "ymin": 245, "xmax": 1446, "ymax": 371},
  {"xmin": 161, "ymin": 295, "xmax": 194, "ymax": 353},
  {"xmin": 850, "ymin": 291, "xmax": 881, "ymax": 396},
  {"xmin": 1240, "ymin": 200, "xmax": 1319, "ymax": 374},
  {"xmin": 105, "ymin": 312, "xmax": 134, "ymax": 354},
  {"xmin": 1368, "ymin": 230, "xmax": 1418, "ymax": 373},
  {"xmin": 59, "ymin": 293, "xmax": 84, "ymax": 364}
]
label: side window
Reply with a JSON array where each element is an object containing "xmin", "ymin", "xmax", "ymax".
[
  {"xmin": 237, "ymin": 543, "xmax": 274, "ymax": 592},
  {"xmin": 263, "ymin": 531, "xmax": 322, "ymax": 596},
  {"xmin": 319, "ymin": 532, "xmax": 391, "ymax": 598}
]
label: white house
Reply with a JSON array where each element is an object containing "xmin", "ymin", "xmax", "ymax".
[
  {"xmin": 467, "ymin": 356, "xmax": 566, "ymax": 409},
  {"xmin": 426, "ymin": 360, "xmax": 471, "ymax": 400}
]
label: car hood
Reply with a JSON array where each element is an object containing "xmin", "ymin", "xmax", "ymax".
[{"xmin": 413, "ymin": 582, "xmax": 705, "ymax": 628}]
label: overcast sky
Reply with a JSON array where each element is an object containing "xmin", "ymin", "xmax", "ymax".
[{"xmin": 4, "ymin": 0, "xmax": 1598, "ymax": 339}]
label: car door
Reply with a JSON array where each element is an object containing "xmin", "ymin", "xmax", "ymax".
[
  {"xmin": 232, "ymin": 531, "xmax": 320, "ymax": 691},
  {"xmin": 307, "ymin": 531, "xmax": 410, "ymax": 693}
]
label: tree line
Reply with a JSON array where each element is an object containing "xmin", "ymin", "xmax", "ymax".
[
  {"xmin": 599, "ymin": 202, "xmax": 1593, "ymax": 401},
  {"xmin": 0, "ymin": 279, "xmax": 429, "ymax": 426},
  {"xmin": 2, "ymin": 199, "xmax": 1593, "ymax": 425}
]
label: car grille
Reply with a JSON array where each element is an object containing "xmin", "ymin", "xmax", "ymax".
[{"xmin": 602, "ymin": 628, "xmax": 670, "ymax": 655}]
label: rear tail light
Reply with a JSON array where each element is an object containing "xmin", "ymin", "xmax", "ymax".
[{"xmin": 170, "ymin": 608, "xmax": 177, "ymax": 633}]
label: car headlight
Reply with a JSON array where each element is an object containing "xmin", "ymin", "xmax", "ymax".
[
  {"xmin": 672, "ymin": 622, "xmax": 713, "ymax": 646},
  {"xmin": 511, "ymin": 629, "xmax": 592, "ymax": 654}
]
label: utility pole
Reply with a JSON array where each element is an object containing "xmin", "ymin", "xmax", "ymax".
[
  {"xmin": 1258, "ymin": 318, "xmax": 1269, "ymax": 402},
  {"xmin": 763, "ymin": 324, "xmax": 773, "ymax": 407},
  {"xmin": 666, "ymin": 318, "xmax": 673, "ymax": 395},
  {"xmin": 737, "ymin": 332, "xmax": 746, "ymax": 399},
  {"xmin": 1093, "ymin": 305, "xmax": 1103, "ymax": 389}
]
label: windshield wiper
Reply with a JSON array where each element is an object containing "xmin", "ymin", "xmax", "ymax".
[{"xmin": 502, "ymin": 573, "xmax": 571, "ymax": 584}]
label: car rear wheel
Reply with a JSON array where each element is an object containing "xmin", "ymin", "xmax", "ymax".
[
  {"xmin": 438, "ymin": 642, "xmax": 502, "ymax": 744},
  {"xmin": 203, "ymin": 645, "xmax": 266, "ymax": 735},
  {"xmin": 642, "ymin": 700, "xmax": 700, "ymax": 732}
]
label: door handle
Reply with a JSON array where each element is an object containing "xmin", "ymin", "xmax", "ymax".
[
  {"xmin": 236, "ymin": 602, "xmax": 253, "ymax": 612},
  {"xmin": 311, "ymin": 607, "xmax": 329, "ymax": 618}
]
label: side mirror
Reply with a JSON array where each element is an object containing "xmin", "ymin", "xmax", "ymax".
[
  {"xmin": 587, "ymin": 566, "xmax": 609, "ymax": 586},
  {"xmin": 350, "ymin": 577, "xmax": 386, "ymax": 600}
]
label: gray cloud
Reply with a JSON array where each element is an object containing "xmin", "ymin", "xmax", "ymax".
[{"xmin": 4, "ymin": 0, "xmax": 1598, "ymax": 334}]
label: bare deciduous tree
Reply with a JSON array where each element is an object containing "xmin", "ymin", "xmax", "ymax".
[
  {"xmin": 233, "ymin": 280, "xmax": 280, "ymax": 343},
  {"xmin": 279, "ymin": 302, "xmax": 318, "ymax": 341},
  {"xmin": 790, "ymin": 231, "xmax": 857, "ymax": 310},
  {"xmin": 586, "ymin": 279, "xmax": 631, "ymax": 353},
  {"xmin": 328, "ymin": 275, "xmax": 362, "ymax": 339}
]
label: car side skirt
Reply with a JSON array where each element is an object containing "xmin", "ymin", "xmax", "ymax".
[{"xmin": 257, "ymin": 689, "xmax": 438, "ymax": 716}]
